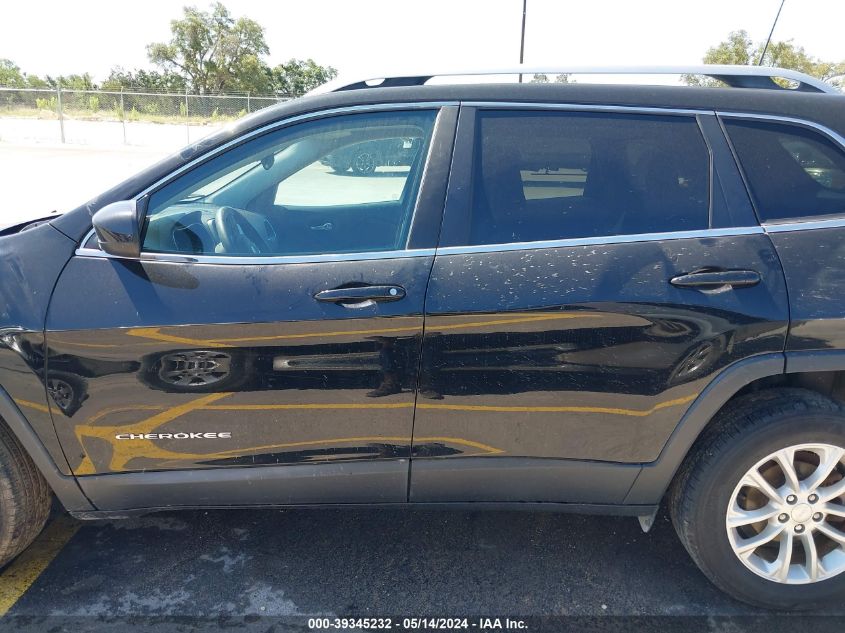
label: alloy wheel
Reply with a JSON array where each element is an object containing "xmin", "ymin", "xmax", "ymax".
[
  {"xmin": 46, "ymin": 378, "xmax": 74, "ymax": 410},
  {"xmin": 353, "ymin": 152, "xmax": 376, "ymax": 175},
  {"xmin": 158, "ymin": 351, "xmax": 232, "ymax": 388},
  {"xmin": 726, "ymin": 443, "xmax": 845, "ymax": 584}
]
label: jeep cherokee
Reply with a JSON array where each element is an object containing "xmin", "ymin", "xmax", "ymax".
[{"xmin": 1, "ymin": 65, "xmax": 844, "ymax": 610}]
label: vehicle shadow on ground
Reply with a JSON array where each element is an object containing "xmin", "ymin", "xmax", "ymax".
[{"xmin": 10, "ymin": 508, "xmax": 843, "ymax": 617}]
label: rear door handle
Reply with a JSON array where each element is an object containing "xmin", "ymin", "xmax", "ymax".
[
  {"xmin": 314, "ymin": 285, "xmax": 406, "ymax": 306},
  {"xmin": 670, "ymin": 269, "xmax": 761, "ymax": 290}
]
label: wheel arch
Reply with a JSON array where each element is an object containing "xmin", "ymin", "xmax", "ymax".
[
  {"xmin": 0, "ymin": 385, "xmax": 93, "ymax": 513},
  {"xmin": 625, "ymin": 353, "xmax": 786, "ymax": 504},
  {"xmin": 627, "ymin": 350, "xmax": 845, "ymax": 505}
]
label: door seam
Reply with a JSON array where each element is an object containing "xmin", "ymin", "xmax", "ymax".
[{"xmin": 407, "ymin": 103, "xmax": 463, "ymax": 502}]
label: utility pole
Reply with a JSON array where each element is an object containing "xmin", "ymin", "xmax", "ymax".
[
  {"xmin": 758, "ymin": 0, "xmax": 786, "ymax": 65},
  {"xmin": 56, "ymin": 81, "xmax": 65, "ymax": 144},
  {"xmin": 518, "ymin": 0, "xmax": 527, "ymax": 83}
]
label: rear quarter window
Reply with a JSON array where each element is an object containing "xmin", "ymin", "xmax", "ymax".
[{"xmin": 724, "ymin": 119, "xmax": 845, "ymax": 223}]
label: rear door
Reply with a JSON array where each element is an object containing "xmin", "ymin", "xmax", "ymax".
[
  {"xmin": 46, "ymin": 105, "xmax": 457, "ymax": 510},
  {"xmin": 410, "ymin": 105, "xmax": 789, "ymax": 504},
  {"xmin": 720, "ymin": 115, "xmax": 845, "ymax": 355}
]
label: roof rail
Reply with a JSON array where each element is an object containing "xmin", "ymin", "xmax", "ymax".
[{"xmin": 312, "ymin": 65, "xmax": 838, "ymax": 95}]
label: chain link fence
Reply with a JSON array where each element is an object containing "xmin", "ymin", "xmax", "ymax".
[{"xmin": 0, "ymin": 86, "xmax": 289, "ymax": 147}]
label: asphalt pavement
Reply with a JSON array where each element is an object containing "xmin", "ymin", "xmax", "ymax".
[{"xmin": 2, "ymin": 505, "xmax": 844, "ymax": 627}]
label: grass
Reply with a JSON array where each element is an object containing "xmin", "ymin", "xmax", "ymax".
[{"xmin": 0, "ymin": 106, "xmax": 245, "ymax": 126}]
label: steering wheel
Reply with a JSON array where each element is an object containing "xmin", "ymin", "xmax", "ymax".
[{"xmin": 214, "ymin": 206, "xmax": 270, "ymax": 255}]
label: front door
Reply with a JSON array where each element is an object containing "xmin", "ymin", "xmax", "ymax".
[
  {"xmin": 410, "ymin": 106, "xmax": 789, "ymax": 504},
  {"xmin": 46, "ymin": 106, "xmax": 456, "ymax": 510}
]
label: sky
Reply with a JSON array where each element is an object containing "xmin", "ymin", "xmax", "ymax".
[{"xmin": 2, "ymin": 0, "xmax": 844, "ymax": 84}]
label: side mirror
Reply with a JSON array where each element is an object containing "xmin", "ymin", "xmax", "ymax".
[{"xmin": 92, "ymin": 200, "xmax": 144, "ymax": 259}]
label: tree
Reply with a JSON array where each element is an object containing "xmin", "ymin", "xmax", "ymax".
[
  {"xmin": 2, "ymin": 3, "xmax": 339, "ymax": 97},
  {"xmin": 0, "ymin": 60, "xmax": 48, "ymax": 88},
  {"xmin": 270, "ymin": 59, "xmax": 338, "ymax": 97},
  {"xmin": 147, "ymin": 2, "xmax": 269, "ymax": 94},
  {"xmin": 685, "ymin": 30, "xmax": 845, "ymax": 87},
  {"xmin": 233, "ymin": 55, "xmax": 273, "ymax": 95},
  {"xmin": 101, "ymin": 67, "xmax": 187, "ymax": 93},
  {"xmin": 44, "ymin": 74, "xmax": 96, "ymax": 91},
  {"xmin": 23, "ymin": 75, "xmax": 50, "ymax": 89},
  {"xmin": 0, "ymin": 59, "xmax": 25, "ymax": 87}
]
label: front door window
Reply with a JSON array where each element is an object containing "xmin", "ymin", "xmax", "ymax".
[{"xmin": 141, "ymin": 110, "xmax": 437, "ymax": 257}]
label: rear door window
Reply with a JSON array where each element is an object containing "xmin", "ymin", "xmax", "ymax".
[
  {"xmin": 724, "ymin": 119, "xmax": 845, "ymax": 222},
  {"xmin": 465, "ymin": 110, "xmax": 710, "ymax": 245}
]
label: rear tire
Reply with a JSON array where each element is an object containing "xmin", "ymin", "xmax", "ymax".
[
  {"xmin": 0, "ymin": 419, "xmax": 51, "ymax": 568},
  {"xmin": 669, "ymin": 388, "xmax": 845, "ymax": 610}
]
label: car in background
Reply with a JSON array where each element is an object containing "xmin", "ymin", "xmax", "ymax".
[{"xmin": 321, "ymin": 137, "xmax": 422, "ymax": 175}]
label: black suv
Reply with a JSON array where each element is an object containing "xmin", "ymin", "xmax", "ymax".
[{"xmin": 1, "ymin": 66, "xmax": 844, "ymax": 610}]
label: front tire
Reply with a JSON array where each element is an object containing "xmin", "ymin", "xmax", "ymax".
[
  {"xmin": 141, "ymin": 350, "xmax": 251, "ymax": 393},
  {"xmin": 327, "ymin": 160, "xmax": 350, "ymax": 174},
  {"xmin": 669, "ymin": 389, "xmax": 845, "ymax": 610},
  {"xmin": 0, "ymin": 419, "xmax": 51, "ymax": 568}
]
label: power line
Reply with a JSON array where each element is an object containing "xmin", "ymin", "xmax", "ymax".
[{"xmin": 758, "ymin": 0, "xmax": 786, "ymax": 65}]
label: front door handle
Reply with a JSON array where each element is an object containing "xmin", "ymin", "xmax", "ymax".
[
  {"xmin": 670, "ymin": 269, "xmax": 761, "ymax": 290},
  {"xmin": 314, "ymin": 285, "xmax": 406, "ymax": 306}
]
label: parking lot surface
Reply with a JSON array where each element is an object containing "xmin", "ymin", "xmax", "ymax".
[
  {"xmin": 2, "ymin": 507, "xmax": 844, "ymax": 621},
  {"xmin": 0, "ymin": 142, "xmax": 170, "ymax": 227}
]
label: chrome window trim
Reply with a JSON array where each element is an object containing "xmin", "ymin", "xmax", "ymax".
[
  {"xmin": 135, "ymin": 101, "xmax": 458, "ymax": 200},
  {"xmin": 78, "ymin": 101, "xmax": 457, "ymax": 249},
  {"xmin": 79, "ymin": 106, "xmax": 845, "ymax": 260},
  {"xmin": 463, "ymin": 102, "xmax": 708, "ymax": 116},
  {"xmin": 717, "ymin": 111, "xmax": 845, "ymax": 153},
  {"xmin": 763, "ymin": 216, "xmax": 845, "ymax": 233},
  {"xmin": 80, "ymin": 230, "xmax": 98, "ymax": 249},
  {"xmin": 718, "ymin": 111, "xmax": 845, "ymax": 226},
  {"xmin": 76, "ymin": 227, "xmax": 763, "ymax": 263},
  {"xmin": 74, "ymin": 246, "xmax": 437, "ymax": 265},
  {"xmin": 434, "ymin": 227, "xmax": 765, "ymax": 256}
]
